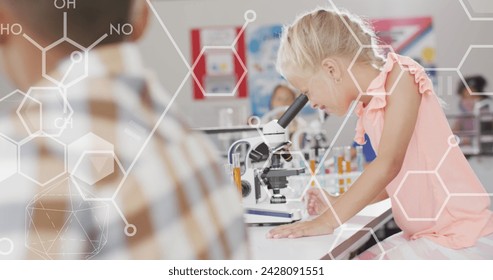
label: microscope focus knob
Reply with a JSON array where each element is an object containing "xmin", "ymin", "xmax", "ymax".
[{"xmin": 241, "ymin": 181, "xmax": 251, "ymax": 198}]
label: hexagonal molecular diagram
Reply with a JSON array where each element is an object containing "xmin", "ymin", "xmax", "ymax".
[
  {"xmin": 44, "ymin": 40, "xmax": 88, "ymax": 87},
  {"xmin": 349, "ymin": 46, "xmax": 403, "ymax": 96},
  {"xmin": 394, "ymin": 171, "xmax": 449, "ymax": 221},
  {"xmin": 68, "ymin": 133, "xmax": 114, "ymax": 174},
  {"xmin": 192, "ymin": 47, "xmax": 247, "ymax": 97},
  {"xmin": 0, "ymin": 90, "xmax": 40, "ymax": 142},
  {"xmin": 72, "ymin": 152, "xmax": 125, "ymax": 199},
  {"xmin": 0, "ymin": 137, "xmax": 17, "ymax": 183},
  {"xmin": 459, "ymin": 0, "xmax": 493, "ymax": 21},
  {"xmin": 19, "ymin": 137, "xmax": 66, "ymax": 186},
  {"xmin": 25, "ymin": 178, "xmax": 108, "ymax": 259},
  {"xmin": 14, "ymin": 92, "xmax": 43, "ymax": 138},
  {"xmin": 459, "ymin": 46, "xmax": 493, "ymax": 96},
  {"xmin": 18, "ymin": 87, "xmax": 73, "ymax": 137},
  {"xmin": 73, "ymin": 152, "xmax": 115, "ymax": 185}
]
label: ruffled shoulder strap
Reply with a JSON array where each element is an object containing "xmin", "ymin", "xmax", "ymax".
[
  {"xmin": 366, "ymin": 53, "xmax": 433, "ymax": 96},
  {"xmin": 387, "ymin": 53, "xmax": 434, "ymax": 95},
  {"xmin": 353, "ymin": 53, "xmax": 434, "ymax": 145}
]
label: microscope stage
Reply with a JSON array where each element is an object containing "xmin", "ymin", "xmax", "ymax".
[{"xmin": 244, "ymin": 205, "xmax": 302, "ymax": 226}]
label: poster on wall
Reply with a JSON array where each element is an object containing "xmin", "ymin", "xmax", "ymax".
[
  {"xmin": 246, "ymin": 24, "xmax": 314, "ymax": 118},
  {"xmin": 372, "ymin": 17, "xmax": 437, "ymax": 75},
  {"xmin": 191, "ymin": 27, "xmax": 248, "ymax": 100}
]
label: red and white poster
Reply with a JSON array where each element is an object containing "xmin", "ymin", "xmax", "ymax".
[
  {"xmin": 372, "ymin": 17, "xmax": 437, "ymax": 67},
  {"xmin": 190, "ymin": 27, "xmax": 248, "ymax": 100}
]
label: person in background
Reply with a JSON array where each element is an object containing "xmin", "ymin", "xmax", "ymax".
[
  {"xmin": 453, "ymin": 75, "xmax": 489, "ymax": 145},
  {"xmin": 0, "ymin": 0, "xmax": 247, "ymax": 259},
  {"xmin": 264, "ymin": 84, "xmax": 302, "ymax": 139},
  {"xmin": 270, "ymin": 84, "xmax": 297, "ymax": 109}
]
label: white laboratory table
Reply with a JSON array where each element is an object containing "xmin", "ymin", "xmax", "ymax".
[{"xmin": 248, "ymin": 199, "xmax": 392, "ymax": 260}]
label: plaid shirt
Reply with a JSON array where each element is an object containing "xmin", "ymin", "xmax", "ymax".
[{"xmin": 0, "ymin": 43, "xmax": 248, "ymax": 259}]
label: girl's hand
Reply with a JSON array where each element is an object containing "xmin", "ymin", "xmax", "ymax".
[
  {"xmin": 266, "ymin": 216, "xmax": 334, "ymax": 239},
  {"xmin": 305, "ymin": 188, "xmax": 337, "ymax": 216}
]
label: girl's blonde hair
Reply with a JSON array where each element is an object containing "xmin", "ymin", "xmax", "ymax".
[{"xmin": 277, "ymin": 7, "xmax": 386, "ymax": 78}]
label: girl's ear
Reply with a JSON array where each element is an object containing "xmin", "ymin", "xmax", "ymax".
[{"xmin": 321, "ymin": 57, "xmax": 342, "ymax": 81}]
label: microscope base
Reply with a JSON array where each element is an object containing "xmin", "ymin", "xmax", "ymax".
[{"xmin": 244, "ymin": 205, "xmax": 302, "ymax": 226}]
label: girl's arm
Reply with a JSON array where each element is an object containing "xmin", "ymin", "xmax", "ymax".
[
  {"xmin": 369, "ymin": 188, "xmax": 389, "ymax": 204},
  {"xmin": 306, "ymin": 184, "xmax": 388, "ymax": 217},
  {"xmin": 268, "ymin": 67, "xmax": 422, "ymax": 238}
]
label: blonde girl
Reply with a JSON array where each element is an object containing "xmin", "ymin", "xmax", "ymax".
[{"xmin": 267, "ymin": 7, "xmax": 493, "ymax": 259}]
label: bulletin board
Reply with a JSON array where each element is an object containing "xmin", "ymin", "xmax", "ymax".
[
  {"xmin": 246, "ymin": 24, "xmax": 315, "ymax": 117},
  {"xmin": 191, "ymin": 27, "xmax": 248, "ymax": 100}
]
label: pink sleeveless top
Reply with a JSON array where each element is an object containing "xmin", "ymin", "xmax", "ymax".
[{"xmin": 354, "ymin": 53, "xmax": 493, "ymax": 249}]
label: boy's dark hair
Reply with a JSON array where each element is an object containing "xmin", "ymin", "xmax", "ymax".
[
  {"xmin": 5, "ymin": 0, "xmax": 133, "ymax": 47},
  {"xmin": 458, "ymin": 75, "xmax": 489, "ymax": 99}
]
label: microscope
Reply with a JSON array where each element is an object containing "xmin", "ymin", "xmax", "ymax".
[{"xmin": 228, "ymin": 94, "xmax": 309, "ymax": 225}]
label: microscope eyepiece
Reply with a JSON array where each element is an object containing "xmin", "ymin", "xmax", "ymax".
[{"xmin": 277, "ymin": 94, "xmax": 309, "ymax": 129}]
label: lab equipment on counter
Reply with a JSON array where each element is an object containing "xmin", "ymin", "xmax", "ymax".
[
  {"xmin": 356, "ymin": 145, "xmax": 364, "ymax": 172},
  {"xmin": 334, "ymin": 147, "xmax": 345, "ymax": 194},
  {"xmin": 227, "ymin": 95, "xmax": 309, "ymax": 225},
  {"xmin": 309, "ymin": 149, "xmax": 316, "ymax": 187},
  {"xmin": 288, "ymin": 171, "xmax": 361, "ymax": 197},
  {"xmin": 287, "ymin": 145, "xmax": 363, "ymax": 197},
  {"xmin": 291, "ymin": 110, "xmax": 330, "ymax": 159},
  {"xmin": 232, "ymin": 153, "xmax": 242, "ymax": 194},
  {"xmin": 344, "ymin": 146, "xmax": 352, "ymax": 186}
]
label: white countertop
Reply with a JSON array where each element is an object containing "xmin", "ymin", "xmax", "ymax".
[{"xmin": 248, "ymin": 199, "xmax": 392, "ymax": 260}]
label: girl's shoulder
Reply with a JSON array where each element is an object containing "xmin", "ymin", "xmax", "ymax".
[{"xmin": 379, "ymin": 53, "xmax": 434, "ymax": 96}]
